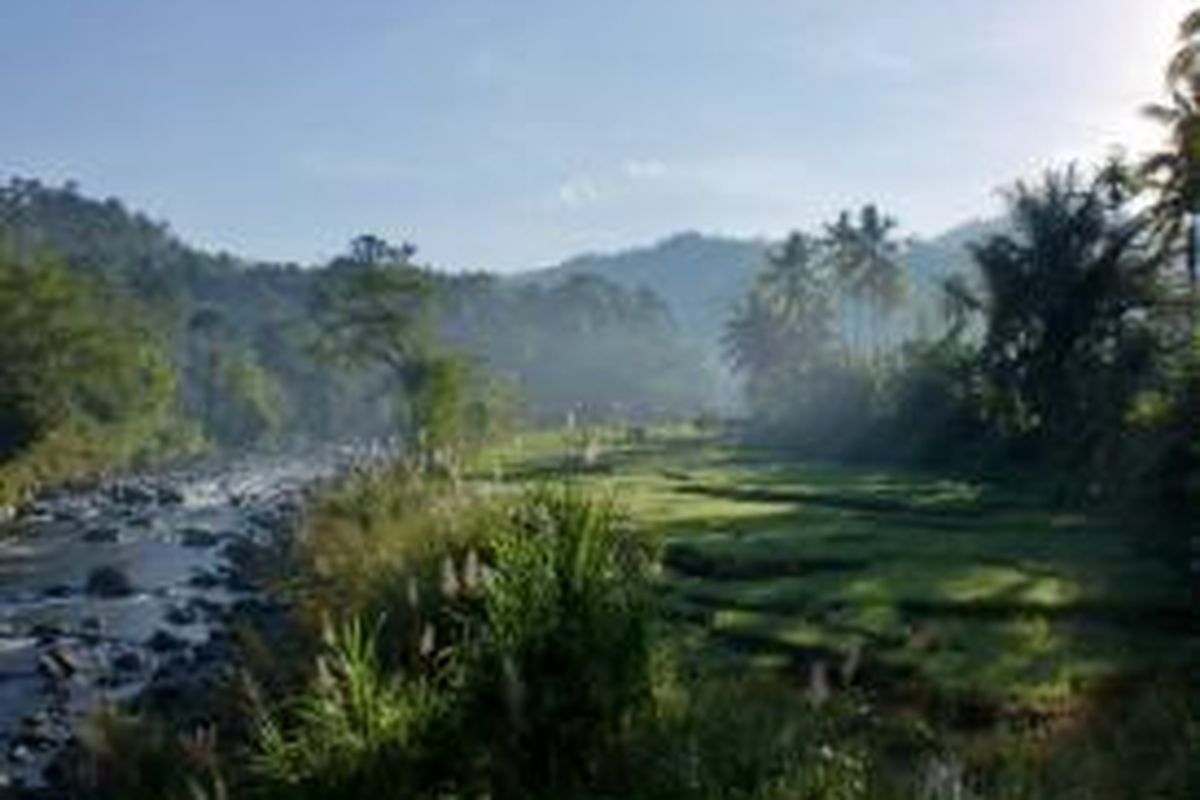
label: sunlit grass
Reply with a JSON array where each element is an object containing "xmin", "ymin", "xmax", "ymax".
[{"xmin": 477, "ymin": 425, "xmax": 1196, "ymax": 712}]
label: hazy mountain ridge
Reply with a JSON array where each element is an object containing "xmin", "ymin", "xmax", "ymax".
[{"xmin": 519, "ymin": 220, "xmax": 999, "ymax": 353}]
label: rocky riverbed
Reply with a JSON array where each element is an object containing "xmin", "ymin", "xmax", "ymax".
[{"xmin": 0, "ymin": 450, "xmax": 358, "ymax": 795}]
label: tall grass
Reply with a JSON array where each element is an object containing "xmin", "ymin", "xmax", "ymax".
[
  {"xmin": 57, "ymin": 706, "xmax": 227, "ymax": 800},
  {"xmin": 468, "ymin": 485, "xmax": 656, "ymax": 797},
  {"xmin": 240, "ymin": 465, "xmax": 1198, "ymax": 800},
  {"xmin": 251, "ymin": 619, "xmax": 450, "ymax": 800}
]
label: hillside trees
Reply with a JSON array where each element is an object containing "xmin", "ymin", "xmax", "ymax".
[
  {"xmin": 724, "ymin": 233, "xmax": 836, "ymax": 429},
  {"xmin": 311, "ymin": 235, "xmax": 448, "ymax": 448},
  {"xmin": 447, "ymin": 272, "xmax": 710, "ymax": 423},
  {"xmin": 0, "ymin": 243, "xmax": 186, "ymax": 502},
  {"xmin": 726, "ymin": 212, "xmax": 911, "ymax": 450},
  {"xmin": 727, "ymin": 172, "xmax": 1170, "ymax": 480},
  {"xmin": 971, "ymin": 169, "xmax": 1160, "ymax": 470},
  {"xmin": 824, "ymin": 205, "xmax": 907, "ymax": 363}
]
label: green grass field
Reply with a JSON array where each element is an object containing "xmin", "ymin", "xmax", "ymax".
[{"xmin": 478, "ymin": 426, "xmax": 1195, "ymax": 715}]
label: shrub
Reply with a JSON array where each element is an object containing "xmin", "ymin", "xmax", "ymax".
[
  {"xmin": 251, "ymin": 619, "xmax": 451, "ymax": 800},
  {"xmin": 467, "ymin": 485, "xmax": 657, "ymax": 797}
]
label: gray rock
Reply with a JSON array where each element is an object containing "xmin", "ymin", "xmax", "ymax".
[
  {"xmin": 82, "ymin": 526, "xmax": 121, "ymax": 543},
  {"xmin": 188, "ymin": 570, "xmax": 222, "ymax": 590},
  {"xmin": 112, "ymin": 650, "xmax": 143, "ymax": 673},
  {"xmin": 179, "ymin": 528, "xmax": 219, "ymax": 548},
  {"xmin": 164, "ymin": 604, "xmax": 199, "ymax": 626},
  {"xmin": 17, "ymin": 713, "xmax": 56, "ymax": 750},
  {"xmin": 111, "ymin": 482, "xmax": 156, "ymax": 506},
  {"xmin": 29, "ymin": 622, "xmax": 66, "ymax": 643},
  {"xmin": 146, "ymin": 629, "xmax": 187, "ymax": 653},
  {"xmin": 38, "ymin": 646, "xmax": 80, "ymax": 682},
  {"xmin": 85, "ymin": 565, "xmax": 135, "ymax": 598},
  {"xmin": 157, "ymin": 485, "xmax": 185, "ymax": 505}
]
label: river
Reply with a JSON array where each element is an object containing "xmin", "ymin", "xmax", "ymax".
[{"xmin": 0, "ymin": 450, "xmax": 354, "ymax": 793}]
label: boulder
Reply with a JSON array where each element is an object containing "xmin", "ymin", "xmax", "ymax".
[
  {"xmin": 82, "ymin": 527, "xmax": 121, "ymax": 544},
  {"xmin": 164, "ymin": 604, "xmax": 199, "ymax": 627},
  {"xmin": 112, "ymin": 650, "xmax": 143, "ymax": 673},
  {"xmin": 38, "ymin": 646, "xmax": 80, "ymax": 682},
  {"xmin": 179, "ymin": 528, "xmax": 219, "ymax": 548},
  {"xmin": 157, "ymin": 485, "xmax": 185, "ymax": 505},
  {"xmin": 146, "ymin": 629, "xmax": 187, "ymax": 654},
  {"xmin": 85, "ymin": 565, "xmax": 135, "ymax": 598}
]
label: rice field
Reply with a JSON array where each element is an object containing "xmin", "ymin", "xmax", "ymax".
[{"xmin": 480, "ymin": 426, "xmax": 1196, "ymax": 714}]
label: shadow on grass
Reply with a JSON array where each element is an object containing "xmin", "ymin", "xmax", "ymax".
[
  {"xmin": 675, "ymin": 482, "xmax": 999, "ymax": 521},
  {"xmin": 663, "ymin": 542, "xmax": 868, "ymax": 579}
]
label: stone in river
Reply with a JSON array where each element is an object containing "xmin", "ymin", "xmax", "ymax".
[
  {"xmin": 164, "ymin": 604, "xmax": 199, "ymax": 626},
  {"xmin": 82, "ymin": 526, "xmax": 121, "ymax": 543},
  {"xmin": 112, "ymin": 650, "xmax": 143, "ymax": 673},
  {"xmin": 38, "ymin": 646, "xmax": 80, "ymax": 682},
  {"xmin": 180, "ymin": 528, "xmax": 220, "ymax": 548},
  {"xmin": 29, "ymin": 622, "xmax": 66, "ymax": 643},
  {"xmin": 85, "ymin": 565, "xmax": 135, "ymax": 598},
  {"xmin": 188, "ymin": 569, "xmax": 222, "ymax": 590},
  {"xmin": 146, "ymin": 629, "xmax": 187, "ymax": 653},
  {"xmin": 157, "ymin": 485, "xmax": 185, "ymax": 505}
]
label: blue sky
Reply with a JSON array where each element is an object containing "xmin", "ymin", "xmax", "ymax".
[{"xmin": 0, "ymin": 1, "xmax": 1188, "ymax": 271}]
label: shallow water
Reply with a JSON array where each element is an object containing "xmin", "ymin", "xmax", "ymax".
[{"xmin": 0, "ymin": 451, "xmax": 344, "ymax": 791}]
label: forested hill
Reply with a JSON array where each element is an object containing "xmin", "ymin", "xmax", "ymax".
[
  {"xmin": 0, "ymin": 178, "xmax": 712, "ymax": 501},
  {"xmin": 520, "ymin": 221, "xmax": 998, "ymax": 355},
  {"xmin": 520, "ymin": 232, "xmax": 767, "ymax": 347}
]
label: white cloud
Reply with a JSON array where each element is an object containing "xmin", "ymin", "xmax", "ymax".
[
  {"xmin": 622, "ymin": 158, "xmax": 667, "ymax": 180},
  {"xmin": 555, "ymin": 176, "xmax": 601, "ymax": 209}
]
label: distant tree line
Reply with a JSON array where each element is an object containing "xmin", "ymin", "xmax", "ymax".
[
  {"xmin": 0, "ymin": 182, "xmax": 703, "ymax": 501},
  {"xmin": 726, "ymin": 22, "xmax": 1200, "ymax": 520}
]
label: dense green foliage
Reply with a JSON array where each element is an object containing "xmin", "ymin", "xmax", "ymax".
[
  {"xmin": 0, "ymin": 242, "xmax": 190, "ymax": 503},
  {"xmin": 727, "ymin": 167, "xmax": 1196, "ymax": 511},
  {"xmin": 12, "ymin": 10, "xmax": 1200, "ymax": 800},
  {"xmin": 0, "ymin": 182, "xmax": 704, "ymax": 495},
  {"xmin": 233, "ymin": 475, "xmax": 925, "ymax": 800}
]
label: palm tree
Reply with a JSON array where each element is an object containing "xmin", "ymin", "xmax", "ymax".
[
  {"xmin": 855, "ymin": 205, "xmax": 906, "ymax": 361},
  {"xmin": 938, "ymin": 273, "xmax": 981, "ymax": 341},
  {"xmin": 971, "ymin": 168, "xmax": 1156, "ymax": 455},
  {"xmin": 1167, "ymin": 9, "xmax": 1200, "ymax": 94},
  {"xmin": 823, "ymin": 206, "xmax": 905, "ymax": 364},
  {"xmin": 823, "ymin": 211, "xmax": 867, "ymax": 361},
  {"xmin": 1143, "ymin": 9, "xmax": 1200, "ymax": 325},
  {"xmin": 723, "ymin": 232, "xmax": 835, "ymax": 418}
]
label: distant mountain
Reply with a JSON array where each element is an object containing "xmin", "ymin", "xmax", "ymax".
[
  {"xmin": 518, "ymin": 232, "xmax": 767, "ymax": 348},
  {"xmin": 518, "ymin": 221, "xmax": 999, "ymax": 356}
]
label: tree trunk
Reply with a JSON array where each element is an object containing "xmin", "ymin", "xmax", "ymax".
[{"xmin": 1189, "ymin": 212, "xmax": 1198, "ymax": 334}]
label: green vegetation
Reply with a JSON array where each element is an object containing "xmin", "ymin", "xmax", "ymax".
[
  {"xmin": 11, "ymin": 7, "xmax": 1200, "ymax": 800},
  {"xmin": 176, "ymin": 471, "xmax": 937, "ymax": 800},
  {"xmin": 0, "ymin": 242, "xmax": 193, "ymax": 504},
  {"xmin": 70, "ymin": 440, "xmax": 1190, "ymax": 799},
  {"xmin": 482, "ymin": 428, "xmax": 1194, "ymax": 710},
  {"xmin": 0, "ymin": 188, "xmax": 702, "ymax": 500}
]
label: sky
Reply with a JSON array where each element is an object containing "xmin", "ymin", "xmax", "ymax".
[{"xmin": 0, "ymin": 1, "xmax": 1191, "ymax": 271}]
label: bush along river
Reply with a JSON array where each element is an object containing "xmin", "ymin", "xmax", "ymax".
[{"xmin": 0, "ymin": 448, "xmax": 367, "ymax": 794}]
